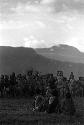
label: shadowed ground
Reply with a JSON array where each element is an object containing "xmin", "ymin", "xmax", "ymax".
[{"xmin": 0, "ymin": 97, "xmax": 84, "ymax": 125}]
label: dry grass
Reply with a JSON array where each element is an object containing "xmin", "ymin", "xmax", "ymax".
[{"xmin": 0, "ymin": 97, "xmax": 84, "ymax": 125}]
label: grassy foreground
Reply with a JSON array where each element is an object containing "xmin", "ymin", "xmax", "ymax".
[{"xmin": 0, "ymin": 97, "xmax": 84, "ymax": 125}]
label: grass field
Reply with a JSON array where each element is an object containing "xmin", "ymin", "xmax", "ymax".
[{"xmin": 0, "ymin": 97, "xmax": 84, "ymax": 125}]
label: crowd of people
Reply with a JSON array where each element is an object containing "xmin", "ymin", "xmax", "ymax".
[
  {"xmin": 32, "ymin": 71, "xmax": 76, "ymax": 115},
  {"xmin": 0, "ymin": 70, "xmax": 84, "ymax": 98},
  {"xmin": 0, "ymin": 69, "xmax": 84, "ymax": 115}
]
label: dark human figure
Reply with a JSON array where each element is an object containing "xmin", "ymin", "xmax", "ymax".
[
  {"xmin": 69, "ymin": 72, "xmax": 74, "ymax": 81},
  {"xmin": 62, "ymin": 92, "xmax": 76, "ymax": 116},
  {"xmin": 4, "ymin": 75, "xmax": 9, "ymax": 85},
  {"xmin": 9, "ymin": 72, "xmax": 17, "ymax": 97},
  {"xmin": 33, "ymin": 95, "xmax": 44, "ymax": 112},
  {"xmin": 0, "ymin": 75, "xmax": 4, "ymax": 97},
  {"xmin": 46, "ymin": 88, "xmax": 59, "ymax": 113},
  {"xmin": 10, "ymin": 72, "xmax": 16, "ymax": 86},
  {"xmin": 4, "ymin": 75, "xmax": 10, "ymax": 97}
]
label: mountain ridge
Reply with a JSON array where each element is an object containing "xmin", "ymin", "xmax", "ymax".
[
  {"xmin": 0, "ymin": 46, "xmax": 84, "ymax": 78},
  {"xmin": 35, "ymin": 44, "xmax": 84, "ymax": 63}
]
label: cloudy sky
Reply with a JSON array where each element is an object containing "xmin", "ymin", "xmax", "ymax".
[{"xmin": 0, "ymin": 0, "xmax": 84, "ymax": 52}]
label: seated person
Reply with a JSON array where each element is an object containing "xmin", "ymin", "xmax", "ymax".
[
  {"xmin": 33, "ymin": 95, "xmax": 46, "ymax": 112},
  {"xmin": 46, "ymin": 88, "xmax": 59, "ymax": 113}
]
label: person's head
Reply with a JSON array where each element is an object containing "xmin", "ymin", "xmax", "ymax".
[
  {"xmin": 4, "ymin": 75, "xmax": 9, "ymax": 80},
  {"xmin": 12, "ymin": 72, "xmax": 15, "ymax": 77},
  {"xmin": 1, "ymin": 74, "xmax": 4, "ymax": 79}
]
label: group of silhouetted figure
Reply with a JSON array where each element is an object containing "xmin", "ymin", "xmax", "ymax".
[{"xmin": 0, "ymin": 69, "xmax": 84, "ymax": 115}]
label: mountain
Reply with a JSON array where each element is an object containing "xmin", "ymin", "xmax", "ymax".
[
  {"xmin": 35, "ymin": 44, "xmax": 84, "ymax": 64},
  {"xmin": 0, "ymin": 46, "xmax": 84, "ymax": 78}
]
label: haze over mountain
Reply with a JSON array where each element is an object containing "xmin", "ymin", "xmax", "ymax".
[
  {"xmin": 0, "ymin": 46, "xmax": 84, "ymax": 79},
  {"xmin": 36, "ymin": 44, "xmax": 84, "ymax": 64}
]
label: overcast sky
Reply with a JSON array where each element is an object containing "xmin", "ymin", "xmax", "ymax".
[{"xmin": 0, "ymin": 0, "xmax": 84, "ymax": 52}]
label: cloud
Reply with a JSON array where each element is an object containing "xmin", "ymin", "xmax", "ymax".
[
  {"xmin": 35, "ymin": 21, "xmax": 46, "ymax": 28},
  {"xmin": 41, "ymin": 0, "xmax": 55, "ymax": 4},
  {"xmin": 0, "ymin": 20, "xmax": 30, "ymax": 29},
  {"xmin": 11, "ymin": 3, "xmax": 40, "ymax": 14},
  {"xmin": 65, "ymin": 37, "xmax": 84, "ymax": 52},
  {"xmin": 1, "ymin": 0, "xmax": 84, "ymax": 17},
  {"xmin": 24, "ymin": 36, "xmax": 47, "ymax": 48},
  {"xmin": 74, "ymin": 0, "xmax": 84, "ymax": 3},
  {"xmin": 0, "ymin": 18, "xmax": 46, "ymax": 30},
  {"xmin": 1, "ymin": 0, "xmax": 84, "ymax": 52},
  {"xmin": 74, "ymin": 0, "xmax": 80, "ymax": 2}
]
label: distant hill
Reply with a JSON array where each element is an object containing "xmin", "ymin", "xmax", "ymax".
[
  {"xmin": 0, "ymin": 46, "xmax": 84, "ymax": 78},
  {"xmin": 35, "ymin": 44, "xmax": 84, "ymax": 64}
]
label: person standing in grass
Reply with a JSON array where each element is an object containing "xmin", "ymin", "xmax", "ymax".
[{"xmin": 62, "ymin": 90, "xmax": 76, "ymax": 116}]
